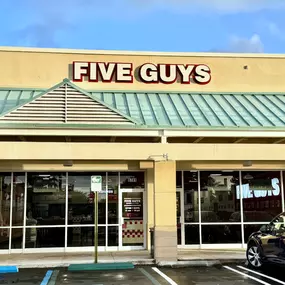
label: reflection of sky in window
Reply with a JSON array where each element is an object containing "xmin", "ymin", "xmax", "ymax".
[{"xmin": 0, "ymin": 176, "xmax": 11, "ymax": 190}]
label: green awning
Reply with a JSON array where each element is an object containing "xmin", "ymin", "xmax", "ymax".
[{"xmin": 0, "ymin": 79, "xmax": 285, "ymax": 129}]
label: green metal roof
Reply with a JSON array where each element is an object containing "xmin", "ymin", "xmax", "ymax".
[
  {"xmin": 89, "ymin": 91, "xmax": 285, "ymax": 128},
  {"xmin": 0, "ymin": 79, "xmax": 285, "ymax": 129}
]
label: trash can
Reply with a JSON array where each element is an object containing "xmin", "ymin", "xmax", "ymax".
[{"xmin": 149, "ymin": 227, "xmax": 154, "ymax": 258}]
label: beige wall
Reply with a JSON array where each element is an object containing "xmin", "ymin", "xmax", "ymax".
[
  {"xmin": 153, "ymin": 161, "xmax": 177, "ymax": 261},
  {"xmin": 0, "ymin": 142, "xmax": 285, "ymax": 161},
  {"xmin": 0, "ymin": 47, "xmax": 285, "ymax": 93}
]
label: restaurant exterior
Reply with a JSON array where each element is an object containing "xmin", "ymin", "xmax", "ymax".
[{"xmin": 0, "ymin": 46, "xmax": 285, "ymax": 262}]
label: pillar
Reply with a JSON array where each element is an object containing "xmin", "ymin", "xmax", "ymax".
[{"xmin": 153, "ymin": 160, "xmax": 177, "ymax": 262}]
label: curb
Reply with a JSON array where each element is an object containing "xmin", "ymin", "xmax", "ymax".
[
  {"xmin": 12, "ymin": 259, "xmax": 245, "ymax": 269},
  {"xmin": 156, "ymin": 259, "xmax": 246, "ymax": 268},
  {"xmin": 15, "ymin": 260, "xmax": 155, "ymax": 269}
]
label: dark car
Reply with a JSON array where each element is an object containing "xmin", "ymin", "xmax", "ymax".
[{"xmin": 246, "ymin": 211, "xmax": 285, "ymax": 269}]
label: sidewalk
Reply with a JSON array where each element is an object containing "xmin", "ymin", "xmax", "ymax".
[{"xmin": 0, "ymin": 249, "xmax": 246, "ymax": 268}]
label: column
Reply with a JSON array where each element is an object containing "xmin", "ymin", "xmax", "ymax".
[{"xmin": 153, "ymin": 160, "xmax": 177, "ymax": 262}]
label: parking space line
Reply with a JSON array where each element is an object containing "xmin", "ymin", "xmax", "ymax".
[
  {"xmin": 47, "ymin": 270, "xmax": 59, "ymax": 285},
  {"xmin": 237, "ymin": 266, "xmax": 285, "ymax": 285},
  {"xmin": 138, "ymin": 268, "xmax": 162, "ymax": 285},
  {"xmin": 152, "ymin": 267, "xmax": 178, "ymax": 285},
  {"xmin": 223, "ymin": 266, "xmax": 271, "ymax": 285},
  {"xmin": 40, "ymin": 270, "xmax": 53, "ymax": 285}
]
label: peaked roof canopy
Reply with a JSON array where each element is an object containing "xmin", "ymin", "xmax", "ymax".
[
  {"xmin": 0, "ymin": 79, "xmax": 138, "ymax": 126},
  {"xmin": 0, "ymin": 79, "xmax": 285, "ymax": 129}
]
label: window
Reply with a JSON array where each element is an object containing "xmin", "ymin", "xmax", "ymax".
[
  {"xmin": 200, "ymin": 171, "xmax": 240, "ymax": 222},
  {"xmin": 241, "ymin": 171, "xmax": 281, "ymax": 223},
  {"xmin": 27, "ymin": 173, "xmax": 66, "ymax": 226},
  {"xmin": 120, "ymin": 172, "xmax": 144, "ymax": 189}
]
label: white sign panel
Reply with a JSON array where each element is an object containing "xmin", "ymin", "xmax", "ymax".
[{"xmin": 91, "ymin": 175, "xmax": 102, "ymax": 192}]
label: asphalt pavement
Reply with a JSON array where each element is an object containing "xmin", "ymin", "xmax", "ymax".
[{"xmin": 1, "ymin": 264, "xmax": 285, "ymax": 285}]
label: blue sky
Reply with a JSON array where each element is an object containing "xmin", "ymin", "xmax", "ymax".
[{"xmin": 0, "ymin": 0, "xmax": 285, "ymax": 53}]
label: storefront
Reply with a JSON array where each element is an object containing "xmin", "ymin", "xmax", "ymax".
[
  {"xmin": 176, "ymin": 170, "xmax": 284, "ymax": 248},
  {"xmin": 0, "ymin": 47, "xmax": 285, "ymax": 261},
  {"xmin": 0, "ymin": 171, "xmax": 146, "ymax": 252}
]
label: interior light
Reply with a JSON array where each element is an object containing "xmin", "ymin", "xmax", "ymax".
[{"xmin": 243, "ymin": 173, "xmax": 253, "ymax": 180}]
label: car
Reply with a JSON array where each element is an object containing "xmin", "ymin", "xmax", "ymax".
[{"xmin": 246, "ymin": 211, "xmax": 285, "ymax": 269}]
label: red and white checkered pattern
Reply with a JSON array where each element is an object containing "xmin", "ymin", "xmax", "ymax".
[{"xmin": 122, "ymin": 220, "xmax": 144, "ymax": 244}]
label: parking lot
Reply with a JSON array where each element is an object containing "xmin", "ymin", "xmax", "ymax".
[{"xmin": 0, "ymin": 264, "xmax": 285, "ymax": 285}]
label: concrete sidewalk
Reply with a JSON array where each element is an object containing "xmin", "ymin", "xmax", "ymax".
[{"xmin": 0, "ymin": 249, "xmax": 246, "ymax": 268}]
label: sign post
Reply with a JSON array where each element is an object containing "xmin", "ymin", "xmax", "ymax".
[{"xmin": 91, "ymin": 175, "xmax": 102, "ymax": 264}]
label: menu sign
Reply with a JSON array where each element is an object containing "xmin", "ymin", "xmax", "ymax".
[{"xmin": 123, "ymin": 197, "xmax": 142, "ymax": 218}]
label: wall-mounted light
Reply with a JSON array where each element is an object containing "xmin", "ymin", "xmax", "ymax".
[
  {"xmin": 243, "ymin": 160, "xmax": 252, "ymax": 167},
  {"xmin": 63, "ymin": 160, "xmax": 73, "ymax": 167}
]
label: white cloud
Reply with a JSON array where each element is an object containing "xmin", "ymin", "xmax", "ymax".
[
  {"xmin": 131, "ymin": 0, "xmax": 285, "ymax": 13},
  {"xmin": 267, "ymin": 22, "xmax": 285, "ymax": 40},
  {"xmin": 228, "ymin": 34, "xmax": 264, "ymax": 53},
  {"xmin": 194, "ymin": 0, "xmax": 285, "ymax": 13}
]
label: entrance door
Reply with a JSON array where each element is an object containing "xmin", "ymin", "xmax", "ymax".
[
  {"xmin": 119, "ymin": 189, "xmax": 145, "ymax": 250},
  {"xmin": 176, "ymin": 188, "xmax": 185, "ymax": 246}
]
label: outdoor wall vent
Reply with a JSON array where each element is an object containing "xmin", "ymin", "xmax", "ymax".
[
  {"xmin": 63, "ymin": 160, "xmax": 73, "ymax": 167},
  {"xmin": 243, "ymin": 160, "xmax": 252, "ymax": 167}
]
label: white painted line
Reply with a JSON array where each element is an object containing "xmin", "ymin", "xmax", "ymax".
[
  {"xmin": 238, "ymin": 265, "xmax": 285, "ymax": 285},
  {"xmin": 152, "ymin": 267, "xmax": 178, "ymax": 285},
  {"xmin": 223, "ymin": 266, "xmax": 271, "ymax": 285}
]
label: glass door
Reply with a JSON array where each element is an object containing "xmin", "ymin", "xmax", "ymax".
[
  {"xmin": 119, "ymin": 189, "xmax": 145, "ymax": 250},
  {"xmin": 177, "ymin": 188, "xmax": 185, "ymax": 245}
]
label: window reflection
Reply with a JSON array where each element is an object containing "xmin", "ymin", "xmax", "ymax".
[
  {"xmin": 185, "ymin": 225, "xmax": 199, "ymax": 244},
  {"xmin": 108, "ymin": 226, "xmax": 118, "ymax": 246},
  {"xmin": 176, "ymin": 171, "xmax": 182, "ymax": 188},
  {"xmin": 0, "ymin": 228, "xmax": 9, "ymax": 249},
  {"xmin": 108, "ymin": 173, "xmax": 119, "ymax": 224},
  {"xmin": 183, "ymin": 171, "xmax": 199, "ymax": 222},
  {"xmin": 12, "ymin": 173, "xmax": 25, "ymax": 226},
  {"xmin": 25, "ymin": 227, "xmax": 65, "ymax": 248},
  {"xmin": 27, "ymin": 173, "xmax": 66, "ymax": 226},
  {"xmin": 11, "ymin": 228, "xmax": 23, "ymax": 249},
  {"xmin": 240, "ymin": 171, "xmax": 281, "ymax": 223},
  {"xmin": 68, "ymin": 172, "xmax": 106, "ymax": 225},
  {"xmin": 67, "ymin": 226, "xmax": 105, "ymax": 247},
  {"xmin": 202, "ymin": 225, "xmax": 242, "ymax": 244},
  {"xmin": 0, "ymin": 174, "xmax": 12, "ymax": 227},
  {"xmin": 200, "ymin": 171, "xmax": 240, "ymax": 222},
  {"xmin": 120, "ymin": 172, "xmax": 144, "ymax": 189}
]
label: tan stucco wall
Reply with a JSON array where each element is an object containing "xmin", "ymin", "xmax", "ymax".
[
  {"xmin": 1, "ymin": 142, "xmax": 285, "ymax": 161},
  {"xmin": 153, "ymin": 161, "xmax": 177, "ymax": 261},
  {"xmin": 0, "ymin": 47, "xmax": 285, "ymax": 93}
]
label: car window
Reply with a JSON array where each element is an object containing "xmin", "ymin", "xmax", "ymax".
[{"xmin": 271, "ymin": 214, "xmax": 285, "ymax": 231}]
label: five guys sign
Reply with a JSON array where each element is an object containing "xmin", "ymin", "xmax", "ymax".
[{"xmin": 72, "ymin": 62, "xmax": 211, "ymax": 85}]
